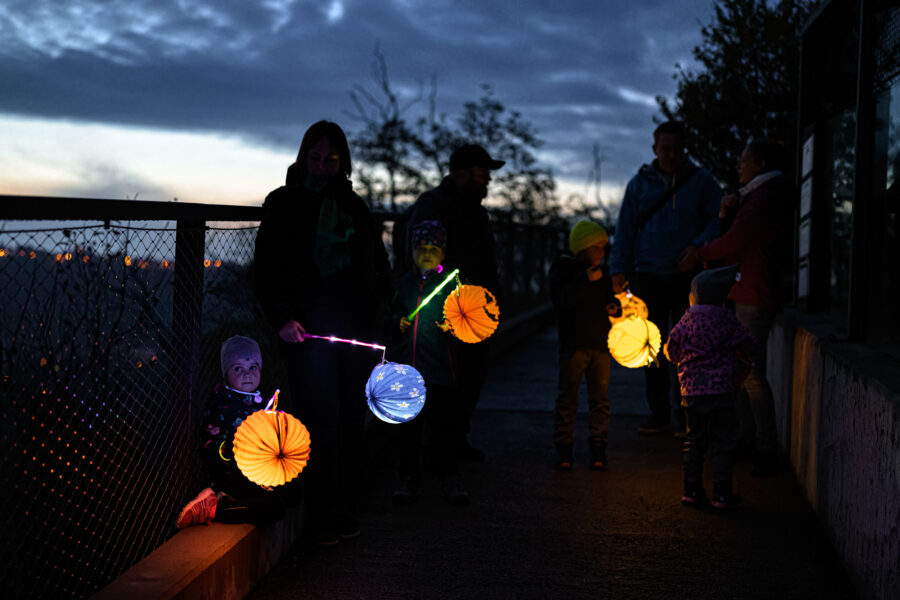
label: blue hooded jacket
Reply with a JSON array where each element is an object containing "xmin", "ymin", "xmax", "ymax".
[{"xmin": 609, "ymin": 159, "xmax": 721, "ymax": 276}]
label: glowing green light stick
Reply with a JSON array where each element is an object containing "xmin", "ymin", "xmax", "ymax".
[{"xmin": 406, "ymin": 268, "xmax": 460, "ymax": 321}]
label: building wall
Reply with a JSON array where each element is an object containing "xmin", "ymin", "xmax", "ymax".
[{"xmin": 770, "ymin": 311, "xmax": 900, "ymax": 600}]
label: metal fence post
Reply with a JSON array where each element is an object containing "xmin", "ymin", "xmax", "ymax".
[{"xmin": 172, "ymin": 220, "xmax": 206, "ymax": 426}]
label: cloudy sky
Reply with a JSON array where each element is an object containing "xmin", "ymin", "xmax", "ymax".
[{"xmin": 0, "ymin": 0, "xmax": 718, "ymax": 208}]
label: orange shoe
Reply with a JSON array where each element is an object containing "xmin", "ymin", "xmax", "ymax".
[{"xmin": 176, "ymin": 488, "xmax": 218, "ymax": 529}]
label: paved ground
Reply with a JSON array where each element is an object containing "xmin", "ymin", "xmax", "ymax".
[{"xmin": 247, "ymin": 327, "xmax": 859, "ymax": 600}]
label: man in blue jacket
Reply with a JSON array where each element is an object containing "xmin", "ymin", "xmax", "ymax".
[{"xmin": 609, "ymin": 121, "xmax": 721, "ymax": 435}]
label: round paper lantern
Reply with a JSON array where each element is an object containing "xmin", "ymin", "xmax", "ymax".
[
  {"xmin": 443, "ymin": 285, "xmax": 501, "ymax": 344},
  {"xmin": 608, "ymin": 316, "xmax": 662, "ymax": 368},
  {"xmin": 366, "ymin": 362, "xmax": 426, "ymax": 424},
  {"xmin": 233, "ymin": 409, "xmax": 310, "ymax": 487},
  {"xmin": 609, "ymin": 291, "xmax": 649, "ymax": 325}
]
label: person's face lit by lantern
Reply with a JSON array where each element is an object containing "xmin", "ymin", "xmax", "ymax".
[
  {"xmin": 413, "ymin": 243, "xmax": 445, "ymax": 272},
  {"xmin": 576, "ymin": 241, "xmax": 607, "ymax": 268},
  {"xmin": 736, "ymin": 145, "xmax": 766, "ymax": 186},
  {"xmin": 307, "ymin": 138, "xmax": 342, "ymax": 179},
  {"xmin": 226, "ymin": 358, "xmax": 261, "ymax": 393}
]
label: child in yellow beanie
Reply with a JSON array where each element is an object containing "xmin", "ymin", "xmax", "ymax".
[{"xmin": 548, "ymin": 220, "xmax": 619, "ymax": 470}]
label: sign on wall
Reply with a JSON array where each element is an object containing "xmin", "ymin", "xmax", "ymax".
[
  {"xmin": 801, "ymin": 178, "xmax": 812, "ymax": 218},
  {"xmin": 802, "ymin": 135, "xmax": 814, "ymax": 179}
]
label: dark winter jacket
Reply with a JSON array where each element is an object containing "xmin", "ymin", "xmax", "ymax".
[
  {"xmin": 200, "ymin": 384, "xmax": 266, "ymax": 491},
  {"xmin": 401, "ymin": 177, "xmax": 499, "ymax": 292},
  {"xmin": 387, "ymin": 267, "xmax": 458, "ymax": 387},
  {"xmin": 610, "ymin": 159, "xmax": 721, "ymax": 276},
  {"xmin": 549, "ymin": 252, "xmax": 618, "ymax": 354},
  {"xmin": 697, "ymin": 173, "xmax": 792, "ymax": 311},
  {"xmin": 254, "ymin": 172, "xmax": 392, "ymax": 339},
  {"xmin": 665, "ymin": 304, "xmax": 757, "ymax": 397}
]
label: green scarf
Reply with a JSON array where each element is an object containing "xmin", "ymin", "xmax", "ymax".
[{"xmin": 310, "ymin": 175, "xmax": 355, "ymax": 277}]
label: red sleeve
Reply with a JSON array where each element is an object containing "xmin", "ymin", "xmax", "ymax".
[{"xmin": 698, "ymin": 186, "xmax": 773, "ymax": 263}]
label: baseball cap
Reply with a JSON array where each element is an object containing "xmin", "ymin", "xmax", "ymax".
[{"xmin": 449, "ymin": 144, "xmax": 505, "ymax": 171}]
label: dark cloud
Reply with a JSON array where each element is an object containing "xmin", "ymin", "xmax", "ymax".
[{"xmin": 0, "ymin": 0, "xmax": 717, "ymax": 189}]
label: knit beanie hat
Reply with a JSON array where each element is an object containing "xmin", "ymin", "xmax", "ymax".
[
  {"xmin": 220, "ymin": 335, "xmax": 262, "ymax": 376},
  {"xmin": 691, "ymin": 264, "xmax": 740, "ymax": 306},
  {"xmin": 569, "ymin": 220, "xmax": 608, "ymax": 256},
  {"xmin": 409, "ymin": 219, "xmax": 447, "ymax": 250}
]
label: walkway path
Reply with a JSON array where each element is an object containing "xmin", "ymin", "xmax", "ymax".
[{"xmin": 248, "ymin": 327, "xmax": 858, "ymax": 599}]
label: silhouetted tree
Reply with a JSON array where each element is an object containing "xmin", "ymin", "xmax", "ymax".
[
  {"xmin": 657, "ymin": 0, "xmax": 818, "ymax": 189},
  {"xmin": 346, "ymin": 46, "xmax": 426, "ymax": 212},
  {"xmin": 457, "ymin": 85, "xmax": 557, "ymax": 219},
  {"xmin": 346, "ymin": 49, "xmax": 558, "ymax": 221}
]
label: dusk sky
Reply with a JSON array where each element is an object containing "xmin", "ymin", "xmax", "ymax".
[{"xmin": 0, "ymin": 0, "xmax": 719, "ymax": 209}]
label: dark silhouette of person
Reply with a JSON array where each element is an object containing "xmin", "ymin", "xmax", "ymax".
[
  {"xmin": 609, "ymin": 121, "xmax": 721, "ymax": 436},
  {"xmin": 254, "ymin": 120, "xmax": 392, "ymax": 546},
  {"xmin": 401, "ymin": 144, "xmax": 505, "ymax": 461},
  {"xmin": 684, "ymin": 139, "xmax": 792, "ymax": 476}
]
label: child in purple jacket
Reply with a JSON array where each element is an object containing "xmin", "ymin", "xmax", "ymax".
[{"xmin": 664, "ymin": 265, "xmax": 756, "ymax": 509}]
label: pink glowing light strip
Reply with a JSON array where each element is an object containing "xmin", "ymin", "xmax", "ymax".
[{"xmin": 303, "ymin": 334, "xmax": 387, "ymax": 361}]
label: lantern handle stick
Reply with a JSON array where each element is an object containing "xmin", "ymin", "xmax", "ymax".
[
  {"xmin": 303, "ymin": 333, "xmax": 387, "ymax": 352},
  {"xmin": 406, "ymin": 268, "xmax": 460, "ymax": 321},
  {"xmin": 265, "ymin": 389, "xmax": 280, "ymax": 411}
]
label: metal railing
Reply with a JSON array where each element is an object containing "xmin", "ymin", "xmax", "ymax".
[{"xmin": 0, "ymin": 195, "xmax": 566, "ymax": 598}]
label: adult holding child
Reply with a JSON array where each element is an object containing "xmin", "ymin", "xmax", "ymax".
[
  {"xmin": 681, "ymin": 139, "xmax": 791, "ymax": 476},
  {"xmin": 609, "ymin": 121, "xmax": 722, "ymax": 436},
  {"xmin": 254, "ymin": 120, "xmax": 392, "ymax": 545}
]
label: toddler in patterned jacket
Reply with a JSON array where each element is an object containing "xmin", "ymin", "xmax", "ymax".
[
  {"xmin": 176, "ymin": 335, "xmax": 300, "ymax": 528},
  {"xmin": 664, "ymin": 265, "xmax": 756, "ymax": 509}
]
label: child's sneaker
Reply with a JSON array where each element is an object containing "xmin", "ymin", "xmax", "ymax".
[
  {"xmin": 680, "ymin": 480, "xmax": 706, "ymax": 505},
  {"xmin": 590, "ymin": 443, "xmax": 608, "ymax": 471},
  {"xmin": 555, "ymin": 444, "xmax": 573, "ymax": 471},
  {"xmin": 392, "ymin": 476, "xmax": 421, "ymax": 506},
  {"xmin": 711, "ymin": 490, "xmax": 743, "ymax": 509},
  {"xmin": 176, "ymin": 487, "xmax": 218, "ymax": 528},
  {"xmin": 711, "ymin": 483, "xmax": 742, "ymax": 509},
  {"xmin": 441, "ymin": 475, "xmax": 470, "ymax": 506},
  {"xmin": 338, "ymin": 515, "xmax": 361, "ymax": 540}
]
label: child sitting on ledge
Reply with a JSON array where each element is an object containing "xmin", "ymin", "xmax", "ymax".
[{"xmin": 176, "ymin": 335, "xmax": 300, "ymax": 528}]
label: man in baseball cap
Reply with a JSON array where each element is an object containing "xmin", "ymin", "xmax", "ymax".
[{"xmin": 396, "ymin": 142, "xmax": 506, "ymax": 462}]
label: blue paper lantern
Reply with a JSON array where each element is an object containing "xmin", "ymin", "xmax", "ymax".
[{"xmin": 365, "ymin": 362, "xmax": 426, "ymax": 424}]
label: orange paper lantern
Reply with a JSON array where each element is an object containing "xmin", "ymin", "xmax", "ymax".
[
  {"xmin": 233, "ymin": 409, "xmax": 310, "ymax": 487},
  {"xmin": 609, "ymin": 291, "xmax": 649, "ymax": 325},
  {"xmin": 608, "ymin": 315, "xmax": 661, "ymax": 368},
  {"xmin": 443, "ymin": 284, "xmax": 501, "ymax": 344}
]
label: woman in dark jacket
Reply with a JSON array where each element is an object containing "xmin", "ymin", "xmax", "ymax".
[
  {"xmin": 694, "ymin": 139, "xmax": 792, "ymax": 476},
  {"xmin": 254, "ymin": 121, "xmax": 391, "ymax": 545}
]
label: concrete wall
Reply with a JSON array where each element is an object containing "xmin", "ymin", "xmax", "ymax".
[
  {"xmin": 91, "ymin": 505, "xmax": 302, "ymax": 600},
  {"xmin": 768, "ymin": 311, "xmax": 900, "ymax": 600}
]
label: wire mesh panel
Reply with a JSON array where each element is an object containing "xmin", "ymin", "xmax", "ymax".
[
  {"xmin": 876, "ymin": 3, "xmax": 900, "ymax": 92},
  {"xmin": 0, "ymin": 219, "xmax": 270, "ymax": 598},
  {"xmin": 0, "ymin": 206, "xmax": 555, "ymax": 598}
]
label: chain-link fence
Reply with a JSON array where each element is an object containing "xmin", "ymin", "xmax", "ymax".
[{"xmin": 0, "ymin": 199, "xmax": 565, "ymax": 599}]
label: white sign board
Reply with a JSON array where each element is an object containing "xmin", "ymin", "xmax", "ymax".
[
  {"xmin": 802, "ymin": 135, "xmax": 814, "ymax": 178},
  {"xmin": 801, "ymin": 178, "xmax": 812, "ymax": 217},
  {"xmin": 799, "ymin": 218, "xmax": 811, "ymax": 258},
  {"xmin": 798, "ymin": 261, "xmax": 809, "ymax": 298}
]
